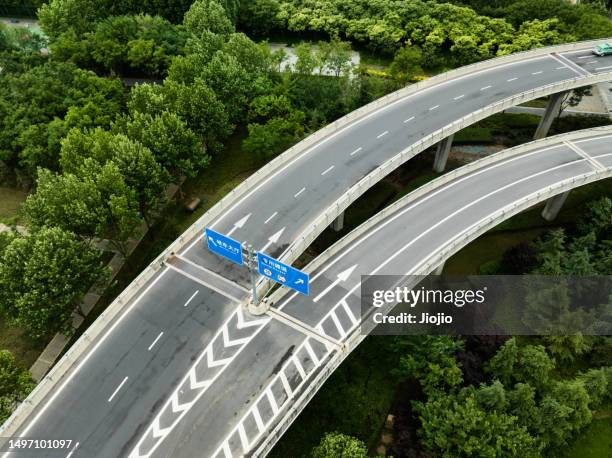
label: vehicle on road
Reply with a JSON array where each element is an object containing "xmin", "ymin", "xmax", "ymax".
[{"xmin": 592, "ymin": 43, "xmax": 612, "ymax": 56}]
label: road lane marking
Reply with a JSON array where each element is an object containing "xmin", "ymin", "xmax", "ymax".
[
  {"xmin": 266, "ymin": 388, "xmax": 279, "ymax": 414},
  {"xmin": 596, "ymin": 65, "xmax": 612, "ymax": 71},
  {"xmin": 66, "ymin": 442, "xmax": 79, "ymax": 458},
  {"xmin": 108, "ymin": 376, "xmax": 129, "ymax": 403},
  {"xmin": 294, "ymin": 187, "xmax": 305, "ymax": 198},
  {"xmin": 350, "ymin": 147, "xmax": 362, "ymax": 156},
  {"xmin": 531, "ymin": 71, "xmax": 543, "ymax": 75},
  {"xmin": 586, "ymin": 61, "xmax": 598, "ymax": 65},
  {"xmin": 507, "ymin": 77, "xmax": 518, "ymax": 82},
  {"xmin": 252, "ymin": 406, "xmax": 265, "ymax": 432},
  {"xmin": 264, "ymin": 211, "xmax": 278, "ymax": 224},
  {"xmin": 453, "ymin": 94, "xmax": 465, "ymax": 100},
  {"xmin": 14, "ymin": 268, "xmax": 171, "ymax": 442},
  {"xmin": 578, "ymin": 55, "xmax": 593, "ymax": 59},
  {"xmin": 184, "ymin": 55, "xmax": 555, "ymax": 251},
  {"xmin": 313, "ymin": 265, "xmax": 358, "ymax": 302},
  {"xmin": 429, "ymin": 105, "xmax": 440, "ymax": 111},
  {"xmin": 279, "ymin": 372, "xmax": 292, "ymax": 395},
  {"xmin": 259, "ymin": 227, "xmax": 286, "ymax": 252},
  {"xmin": 148, "ymin": 332, "xmax": 164, "ymax": 351},
  {"xmin": 404, "ymin": 116, "xmax": 415, "ymax": 123},
  {"xmin": 377, "ymin": 130, "xmax": 389, "ymax": 139},
  {"xmin": 555, "ymin": 66, "xmax": 566, "ymax": 70},
  {"xmin": 321, "ymin": 165, "xmax": 335, "ymax": 176},
  {"xmin": 184, "ymin": 290, "xmax": 199, "ymax": 307},
  {"xmin": 480, "ymin": 85, "xmax": 491, "ymax": 91},
  {"xmin": 237, "ymin": 424, "xmax": 250, "ymax": 450}
]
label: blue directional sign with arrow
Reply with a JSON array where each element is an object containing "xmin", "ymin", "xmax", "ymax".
[
  {"xmin": 205, "ymin": 227, "xmax": 244, "ymax": 265},
  {"xmin": 257, "ymin": 252, "xmax": 309, "ymax": 296}
]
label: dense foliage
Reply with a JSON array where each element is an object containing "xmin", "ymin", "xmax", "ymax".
[{"xmin": 240, "ymin": 0, "xmax": 612, "ymax": 67}]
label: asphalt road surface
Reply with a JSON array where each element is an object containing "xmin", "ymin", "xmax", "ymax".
[{"xmin": 5, "ymin": 47, "xmax": 612, "ymax": 458}]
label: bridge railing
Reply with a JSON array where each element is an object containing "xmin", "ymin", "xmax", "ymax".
[
  {"xmin": 254, "ymin": 128, "xmax": 612, "ymax": 457},
  {"xmin": 2, "ymin": 39, "xmax": 611, "ymax": 437}
]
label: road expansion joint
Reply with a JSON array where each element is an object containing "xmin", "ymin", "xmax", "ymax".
[
  {"xmin": 164, "ymin": 254, "xmax": 249, "ymax": 303},
  {"xmin": 564, "ymin": 140, "xmax": 607, "ymax": 172},
  {"xmin": 266, "ymin": 307, "xmax": 344, "ymax": 351}
]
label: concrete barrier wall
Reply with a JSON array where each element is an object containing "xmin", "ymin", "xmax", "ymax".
[{"xmin": 3, "ymin": 39, "xmax": 611, "ymax": 437}]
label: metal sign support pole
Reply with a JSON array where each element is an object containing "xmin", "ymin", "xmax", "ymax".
[{"xmin": 247, "ymin": 244, "xmax": 259, "ymax": 305}]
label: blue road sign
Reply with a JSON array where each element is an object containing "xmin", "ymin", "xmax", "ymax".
[
  {"xmin": 257, "ymin": 252, "xmax": 309, "ymax": 296},
  {"xmin": 205, "ymin": 227, "xmax": 244, "ymax": 265}
]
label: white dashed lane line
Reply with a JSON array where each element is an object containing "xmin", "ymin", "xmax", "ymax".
[
  {"xmin": 429, "ymin": 105, "xmax": 440, "ymax": 111},
  {"xmin": 148, "ymin": 332, "xmax": 164, "ymax": 351},
  {"xmin": 531, "ymin": 71, "xmax": 544, "ymax": 75},
  {"xmin": 480, "ymin": 85, "xmax": 492, "ymax": 91},
  {"xmin": 555, "ymin": 66, "xmax": 566, "ymax": 70},
  {"xmin": 376, "ymin": 130, "xmax": 389, "ymax": 139},
  {"xmin": 350, "ymin": 147, "xmax": 362, "ymax": 156},
  {"xmin": 404, "ymin": 116, "xmax": 415, "ymax": 123},
  {"xmin": 453, "ymin": 94, "xmax": 465, "ymax": 100},
  {"xmin": 294, "ymin": 187, "xmax": 306, "ymax": 198},
  {"xmin": 586, "ymin": 61, "xmax": 598, "ymax": 65},
  {"xmin": 264, "ymin": 211, "xmax": 278, "ymax": 224},
  {"xmin": 321, "ymin": 165, "xmax": 335, "ymax": 176},
  {"xmin": 108, "ymin": 377, "xmax": 129, "ymax": 403},
  {"xmin": 596, "ymin": 65, "xmax": 612, "ymax": 71},
  {"xmin": 578, "ymin": 55, "xmax": 593, "ymax": 59},
  {"xmin": 184, "ymin": 290, "xmax": 199, "ymax": 307},
  {"xmin": 507, "ymin": 77, "xmax": 518, "ymax": 82}
]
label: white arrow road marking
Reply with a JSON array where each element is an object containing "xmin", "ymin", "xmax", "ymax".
[
  {"xmin": 226, "ymin": 213, "xmax": 252, "ymax": 237},
  {"xmin": 259, "ymin": 227, "xmax": 286, "ymax": 252},
  {"xmin": 313, "ymin": 265, "xmax": 358, "ymax": 303}
]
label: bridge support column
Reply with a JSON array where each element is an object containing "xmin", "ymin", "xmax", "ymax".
[
  {"xmin": 433, "ymin": 134, "xmax": 454, "ymax": 172},
  {"xmin": 534, "ymin": 91, "xmax": 570, "ymax": 140},
  {"xmin": 541, "ymin": 191, "xmax": 570, "ymax": 221},
  {"xmin": 432, "ymin": 261, "xmax": 445, "ymax": 275},
  {"xmin": 331, "ymin": 212, "xmax": 345, "ymax": 232}
]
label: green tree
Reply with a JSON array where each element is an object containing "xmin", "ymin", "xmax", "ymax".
[
  {"xmin": 113, "ymin": 111, "xmax": 208, "ymax": 181},
  {"xmin": 311, "ymin": 432, "xmax": 367, "ymax": 458},
  {"xmin": 183, "ymin": 0, "xmax": 234, "ymax": 36},
  {"xmin": 0, "ymin": 228, "xmax": 108, "ymax": 338},
  {"xmin": 293, "ymin": 42, "xmax": 318, "ymax": 75},
  {"xmin": 389, "ymin": 44, "xmax": 423, "ymax": 83},
  {"xmin": 0, "ymin": 350, "xmax": 34, "ymax": 423}
]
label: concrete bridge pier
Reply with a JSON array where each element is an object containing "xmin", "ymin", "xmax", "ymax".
[
  {"xmin": 331, "ymin": 211, "xmax": 345, "ymax": 231},
  {"xmin": 534, "ymin": 90, "xmax": 571, "ymax": 139},
  {"xmin": 541, "ymin": 191, "xmax": 570, "ymax": 221},
  {"xmin": 433, "ymin": 134, "xmax": 454, "ymax": 172}
]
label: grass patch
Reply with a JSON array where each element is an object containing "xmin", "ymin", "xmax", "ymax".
[
  {"xmin": 445, "ymin": 228, "xmax": 545, "ymax": 275},
  {"xmin": 0, "ymin": 317, "xmax": 46, "ymax": 369},
  {"xmin": 0, "ymin": 186, "xmax": 26, "ymax": 225},
  {"xmin": 454, "ymin": 127, "xmax": 495, "ymax": 144},
  {"xmin": 561, "ymin": 416, "xmax": 612, "ymax": 458},
  {"xmin": 269, "ymin": 336, "xmax": 401, "ymax": 457}
]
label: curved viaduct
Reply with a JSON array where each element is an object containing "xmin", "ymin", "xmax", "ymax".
[{"xmin": 2, "ymin": 40, "xmax": 612, "ymax": 458}]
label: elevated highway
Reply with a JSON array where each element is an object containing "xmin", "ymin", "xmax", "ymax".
[
  {"xmin": 236, "ymin": 126, "xmax": 612, "ymax": 457},
  {"xmin": 2, "ymin": 41, "xmax": 612, "ymax": 458}
]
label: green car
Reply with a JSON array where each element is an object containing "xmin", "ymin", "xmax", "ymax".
[{"xmin": 592, "ymin": 43, "xmax": 612, "ymax": 56}]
